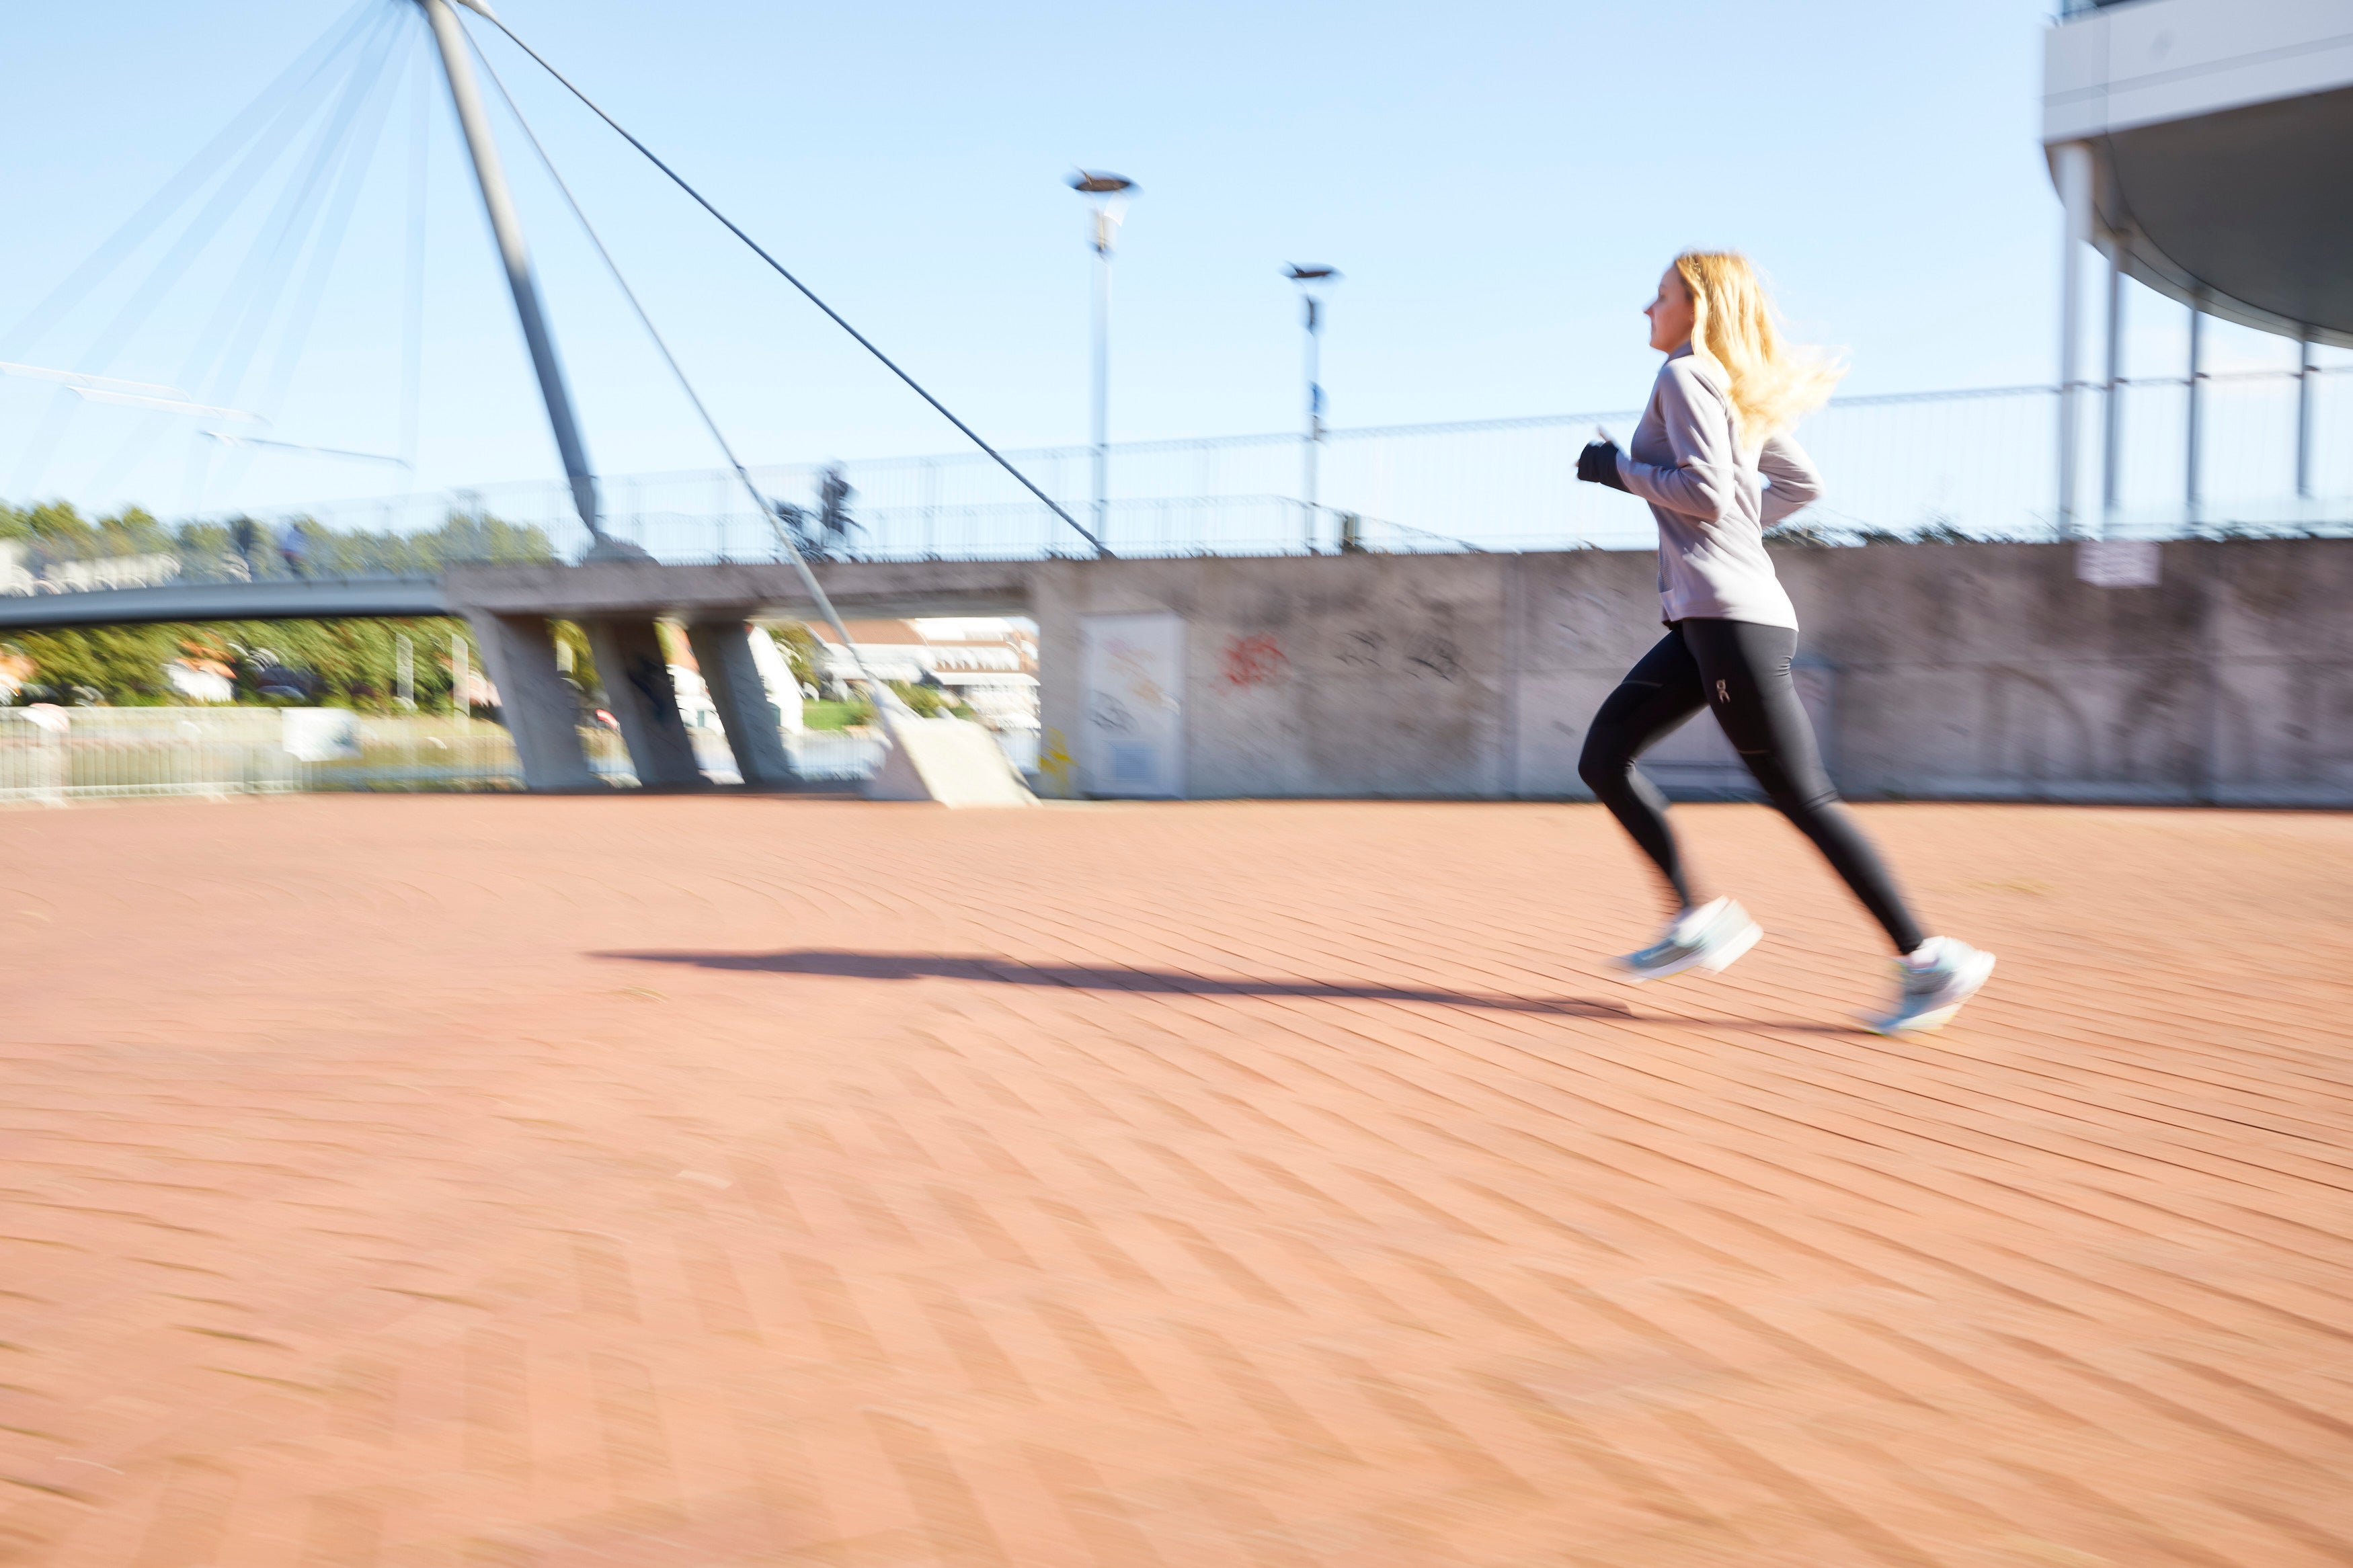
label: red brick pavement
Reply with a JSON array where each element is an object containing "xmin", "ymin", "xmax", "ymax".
[{"xmin": 1, "ymin": 794, "xmax": 2351, "ymax": 1567}]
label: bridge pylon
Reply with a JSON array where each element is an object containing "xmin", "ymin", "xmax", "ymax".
[{"xmin": 417, "ymin": 0, "xmax": 641, "ymax": 563}]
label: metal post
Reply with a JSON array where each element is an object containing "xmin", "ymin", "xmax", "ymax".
[
  {"xmin": 1303, "ymin": 294, "xmax": 1322, "ymax": 550},
  {"xmin": 2054, "ymin": 140, "xmax": 2093, "ymax": 539},
  {"xmin": 452, "ymin": 631, "xmax": 470, "ymax": 720},
  {"xmin": 2186, "ymin": 297, "xmax": 2205, "ymax": 527},
  {"xmin": 2101, "ymin": 243, "xmax": 2124, "ymax": 536},
  {"xmin": 417, "ymin": 0, "xmax": 620, "ymax": 554},
  {"xmin": 396, "ymin": 632, "xmax": 415, "ymax": 710},
  {"xmin": 2297, "ymin": 328, "xmax": 2316, "ymax": 502},
  {"xmin": 1068, "ymin": 172, "xmax": 1132, "ymax": 556},
  {"xmin": 1091, "ymin": 237, "xmax": 1110, "ymax": 546}
]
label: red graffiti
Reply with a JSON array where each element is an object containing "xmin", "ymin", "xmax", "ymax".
[{"xmin": 1221, "ymin": 632, "xmax": 1287, "ymax": 688}]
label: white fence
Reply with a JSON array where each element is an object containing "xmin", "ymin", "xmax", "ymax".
[
  {"xmin": 0, "ymin": 707, "xmax": 299, "ymax": 803},
  {"xmin": 8, "ymin": 368, "xmax": 2342, "ymax": 600},
  {"xmin": 147, "ymin": 364, "xmax": 2350, "ymax": 567},
  {"xmin": 0, "ymin": 708, "xmax": 1037, "ymax": 804},
  {"xmin": 0, "ymin": 709, "xmax": 619, "ymax": 804}
]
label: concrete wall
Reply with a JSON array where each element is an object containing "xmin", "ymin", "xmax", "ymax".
[{"xmin": 1034, "ymin": 538, "xmax": 2353, "ymax": 807}]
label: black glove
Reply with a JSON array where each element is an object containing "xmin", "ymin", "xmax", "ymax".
[{"xmin": 1577, "ymin": 439, "xmax": 1629, "ymax": 492}]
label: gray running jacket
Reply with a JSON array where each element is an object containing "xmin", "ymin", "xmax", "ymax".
[{"xmin": 1612, "ymin": 343, "xmax": 1820, "ymax": 629}]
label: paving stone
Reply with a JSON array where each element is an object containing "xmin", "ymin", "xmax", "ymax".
[{"xmin": 1, "ymin": 795, "xmax": 2351, "ymax": 1566}]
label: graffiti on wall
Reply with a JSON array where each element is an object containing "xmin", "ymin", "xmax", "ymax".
[{"xmin": 1220, "ymin": 632, "xmax": 1287, "ymax": 689}]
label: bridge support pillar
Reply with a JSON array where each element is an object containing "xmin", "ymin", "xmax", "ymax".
[
  {"xmin": 686, "ymin": 622, "xmax": 797, "ymax": 786},
  {"xmin": 586, "ymin": 618, "xmax": 705, "ymax": 789},
  {"xmin": 465, "ymin": 612, "xmax": 599, "ymax": 790}
]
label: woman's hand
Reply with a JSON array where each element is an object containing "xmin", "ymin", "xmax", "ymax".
[{"xmin": 1577, "ymin": 439, "xmax": 1630, "ymax": 493}]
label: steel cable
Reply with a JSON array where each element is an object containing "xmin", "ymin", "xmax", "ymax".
[
  {"xmin": 89, "ymin": 7, "xmax": 406, "ymax": 503},
  {"xmin": 8, "ymin": 7, "xmax": 393, "ymax": 499},
  {"xmin": 0, "ymin": 0, "xmax": 379, "ymax": 364},
  {"xmin": 464, "ymin": 7, "xmax": 1106, "ymax": 557},
  {"xmin": 463, "ymin": 23, "xmax": 919, "ymax": 732}
]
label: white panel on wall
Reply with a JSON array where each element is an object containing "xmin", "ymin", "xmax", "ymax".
[{"xmin": 1080, "ymin": 612, "xmax": 1186, "ymax": 798}]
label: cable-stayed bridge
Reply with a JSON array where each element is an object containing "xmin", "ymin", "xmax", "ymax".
[{"xmin": 5, "ymin": 0, "xmax": 2353, "ymax": 803}]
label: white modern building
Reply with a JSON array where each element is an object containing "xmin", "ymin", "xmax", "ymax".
[{"xmin": 2044, "ymin": 0, "xmax": 2353, "ymax": 533}]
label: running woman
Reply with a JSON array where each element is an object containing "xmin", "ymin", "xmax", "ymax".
[{"xmin": 1572, "ymin": 251, "xmax": 1993, "ymax": 1035}]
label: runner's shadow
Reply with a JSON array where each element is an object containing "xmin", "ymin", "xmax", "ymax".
[{"xmin": 596, "ymin": 948, "xmax": 1634, "ymax": 1018}]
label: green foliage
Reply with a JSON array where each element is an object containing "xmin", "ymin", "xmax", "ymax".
[
  {"xmin": 218, "ymin": 618, "xmax": 474, "ymax": 709},
  {"xmin": 891, "ymin": 680, "xmax": 953, "ymax": 718},
  {"xmin": 0, "ymin": 500, "xmax": 563, "ymax": 711},
  {"xmin": 7, "ymin": 616, "xmax": 483, "ymax": 712},
  {"xmin": 798, "ymin": 683, "xmax": 973, "ymax": 729},
  {"xmin": 547, "ymin": 620, "xmax": 600, "ymax": 700},
  {"xmin": 0, "ymin": 500, "xmax": 173, "ymax": 555},
  {"xmin": 243, "ymin": 510, "xmax": 559, "ymax": 577},
  {"xmin": 10, "ymin": 626, "xmax": 182, "ymax": 704},
  {"xmin": 763, "ymin": 621, "xmax": 822, "ymax": 688},
  {"xmin": 801, "ymin": 698, "xmax": 869, "ymax": 731},
  {"xmin": 1, "ymin": 499, "xmax": 556, "ymax": 580}
]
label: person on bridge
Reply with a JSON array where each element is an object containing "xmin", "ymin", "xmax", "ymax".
[
  {"xmin": 278, "ymin": 523, "xmax": 311, "ymax": 581},
  {"xmin": 1573, "ymin": 251, "xmax": 1994, "ymax": 1036}
]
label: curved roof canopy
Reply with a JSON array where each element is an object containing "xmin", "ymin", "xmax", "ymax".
[{"xmin": 2045, "ymin": 0, "xmax": 2353, "ymax": 347}]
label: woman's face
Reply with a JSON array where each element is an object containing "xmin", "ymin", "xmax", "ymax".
[{"xmin": 1644, "ymin": 266, "xmax": 1695, "ymax": 353}]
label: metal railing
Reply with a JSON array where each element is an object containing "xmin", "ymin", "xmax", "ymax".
[
  {"xmin": 0, "ymin": 709, "xmax": 629, "ymax": 803},
  {"xmin": 0, "ymin": 708, "xmax": 1035, "ymax": 804},
  {"xmin": 10, "ymin": 366, "xmax": 2349, "ymax": 589}
]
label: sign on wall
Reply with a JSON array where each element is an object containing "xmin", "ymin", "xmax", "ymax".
[
  {"xmin": 2076, "ymin": 539, "xmax": 2161, "ymax": 587},
  {"xmin": 1079, "ymin": 612, "xmax": 1185, "ymax": 798}
]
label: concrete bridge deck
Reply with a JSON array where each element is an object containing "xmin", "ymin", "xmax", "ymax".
[
  {"xmin": 0, "ymin": 558, "xmax": 1036, "ymax": 632},
  {"xmin": 1, "ymin": 792, "xmax": 2349, "ymax": 1567},
  {"xmin": 7, "ymin": 538, "xmax": 2353, "ymax": 806}
]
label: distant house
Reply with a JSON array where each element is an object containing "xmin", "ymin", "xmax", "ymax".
[
  {"xmin": 165, "ymin": 657, "xmax": 237, "ymax": 704},
  {"xmin": 809, "ymin": 618, "xmax": 1040, "ymax": 731}
]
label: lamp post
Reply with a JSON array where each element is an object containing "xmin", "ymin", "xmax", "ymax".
[
  {"xmin": 1285, "ymin": 264, "xmax": 1339, "ymax": 550},
  {"xmin": 1069, "ymin": 171, "xmax": 1135, "ymax": 548}
]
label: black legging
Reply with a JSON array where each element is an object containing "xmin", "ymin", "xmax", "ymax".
[{"xmin": 1577, "ymin": 618, "xmax": 1925, "ymax": 954}]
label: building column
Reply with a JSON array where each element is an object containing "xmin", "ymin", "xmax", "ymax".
[
  {"xmin": 586, "ymin": 617, "xmax": 703, "ymax": 788},
  {"xmin": 2297, "ymin": 327, "xmax": 2317, "ymax": 502},
  {"xmin": 2101, "ymin": 241, "xmax": 2125, "ymax": 537},
  {"xmin": 2055, "ymin": 140, "xmax": 2095, "ymax": 539},
  {"xmin": 464, "ymin": 612, "xmax": 598, "ymax": 790},
  {"xmin": 2186, "ymin": 296, "xmax": 2206, "ymax": 527},
  {"xmin": 686, "ymin": 622, "xmax": 796, "ymax": 786}
]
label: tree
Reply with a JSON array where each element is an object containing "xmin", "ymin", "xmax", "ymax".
[
  {"xmin": 8, "ymin": 625, "xmax": 180, "ymax": 704},
  {"xmin": 764, "ymin": 622, "xmax": 822, "ymax": 689}
]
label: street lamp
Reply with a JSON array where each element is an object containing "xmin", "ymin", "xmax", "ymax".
[
  {"xmin": 1285, "ymin": 264, "xmax": 1339, "ymax": 550},
  {"xmin": 1070, "ymin": 171, "xmax": 1135, "ymax": 548}
]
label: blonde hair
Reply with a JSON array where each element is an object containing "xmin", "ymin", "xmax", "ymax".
[{"xmin": 1673, "ymin": 251, "xmax": 1843, "ymax": 444}]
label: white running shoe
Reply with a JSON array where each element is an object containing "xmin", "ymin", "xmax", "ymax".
[
  {"xmin": 1614, "ymin": 897, "xmax": 1763, "ymax": 983},
  {"xmin": 1864, "ymin": 937, "xmax": 1997, "ymax": 1035}
]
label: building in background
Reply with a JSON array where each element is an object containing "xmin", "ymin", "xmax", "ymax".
[
  {"xmin": 2044, "ymin": 0, "xmax": 2353, "ymax": 534},
  {"xmin": 164, "ymin": 657, "xmax": 236, "ymax": 704},
  {"xmin": 810, "ymin": 618, "xmax": 1040, "ymax": 733}
]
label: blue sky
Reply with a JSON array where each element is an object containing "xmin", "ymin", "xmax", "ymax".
[{"xmin": 0, "ymin": 0, "xmax": 2313, "ymax": 519}]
